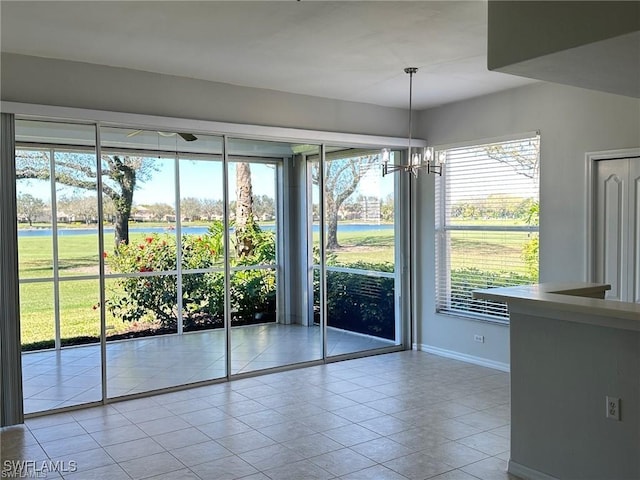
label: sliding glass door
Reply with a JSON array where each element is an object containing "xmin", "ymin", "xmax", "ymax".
[
  {"xmin": 14, "ymin": 116, "xmax": 405, "ymax": 417},
  {"xmin": 16, "ymin": 120, "xmax": 103, "ymax": 412},
  {"xmin": 317, "ymin": 148, "xmax": 401, "ymax": 357},
  {"xmin": 101, "ymin": 127, "xmax": 228, "ymax": 397},
  {"xmin": 227, "ymin": 139, "xmax": 323, "ymax": 374},
  {"xmin": 177, "ymin": 154, "xmax": 226, "ymax": 382}
]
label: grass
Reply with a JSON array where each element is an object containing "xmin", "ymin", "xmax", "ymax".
[
  {"xmin": 19, "ymin": 235, "xmax": 100, "ymax": 279},
  {"xmin": 18, "ymin": 231, "xmax": 176, "ymax": 278},
  {"xmin": 449, "ymin": 230, "xmax": 531, "ymax": 275},
  {"xmin": 20, "ymin": 280, "xmax": 134, "ymax": 346},
  {"xmin": 324, "ymin": 228, "xmax": 396, "ymax": 265},
  {"xmin": 320, "ymin": 226, "xmax": 531, "ymax": 272},
  {"xmin": 17, "ymin": 223, "xmax": 534, "ymax": 347}
]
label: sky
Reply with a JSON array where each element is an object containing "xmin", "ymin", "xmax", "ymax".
[
  {"xmin": 17, "ymin": 157, "xmax": 278, "ymax": 206},
  {"xmin": 17, "ymin": 155, "xmax": 395, "ymax": 207},
  {"xmin": 131, "ymin": 158, "xmax": 277, "ymax": 205}
]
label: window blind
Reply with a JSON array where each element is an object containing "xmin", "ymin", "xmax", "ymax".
[{"xmin": 436, "ymin": 134, "xmax": 540, "ymax": 321}]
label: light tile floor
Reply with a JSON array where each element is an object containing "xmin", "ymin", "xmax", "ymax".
[
  {"xmin": 2, "ymin": 351, "xmax": 517, "ymax": 480},
  {"xmin": 22, "ymin": 324, "xmax": 395, "ymax": 414}
]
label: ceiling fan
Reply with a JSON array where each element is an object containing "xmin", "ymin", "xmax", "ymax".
[{"xmin": 127, "ymin": 130, "xmax": 198, "ymax": 142}]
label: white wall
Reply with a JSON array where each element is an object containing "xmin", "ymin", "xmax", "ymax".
[
  {"xmin": 1, "ymin": 53, "xmax": 407, "ymax": 138},
  {"xmin": 417, "ymin": 82, "xmax": 640, "ymax": 367}
]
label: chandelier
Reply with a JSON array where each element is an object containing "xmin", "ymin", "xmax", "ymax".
[{"xmin": 382, "ymin": 67, "xmax": 445, "ymax": 177}]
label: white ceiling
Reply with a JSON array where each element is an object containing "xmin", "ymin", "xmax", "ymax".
[{"xmin": 0, "ymin": 1, "xmax": 537, "ymax": 110}]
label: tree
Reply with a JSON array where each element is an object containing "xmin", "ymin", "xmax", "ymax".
[
  {"xmin": 235, "ymin": 162, "xmax": 254, "ymax": 257},
  {"xmin": 200, "ymin": 198, "xmax": 224, "ymax": 220},
  {"xmin": 485, "ymin": 141, "xmax": 539, "ymax": 179},
  {"xmin": 253, "ymin": 194, "xmax": 275, "ymax": 221},
  {"xmin": 180, "ymin": 197, "xmax": 203, "ymax": 221},
  {"xmin": 381, "ymin": 193, "xmax": 394, "ymax": 222},
  {"xmin": 340, "ymin": 195, "xmax": 362, "ymax": 220},
  {"xmin": 16, "ymin": 193, "xmax": 45, "ymax": 226},
  {"xmin": 58, "ymin": 194, "xmax": 98, "ymax": 224},
  {"xmin": 313, "ymin": 154, "xmax": 378, "ymax": 249},
  {"xmin": 16, "ymin": 151, "xmax": 156, "ymax": 246},
  {"xmin": 102, "ymin": 196, "xmax": 116, "ymax": 223},
  {"xmin": 146, "ymin": 203, "xmax": 175, "ymax": 221},
  {"xmin": 103, "ymin": 155, "xmax": 155, "ymax": 245}
]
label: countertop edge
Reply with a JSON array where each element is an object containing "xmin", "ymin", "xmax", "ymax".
[{"xmin": 473, "ymin": 283, "xmax": 640, "ymax": 329}]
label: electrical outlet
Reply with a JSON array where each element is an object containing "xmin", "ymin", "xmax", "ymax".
[
  {"xmin": 606, "ymin": 396, "xmax": 620, "ymax": 421},
  {"xmin": 474, "ymin": 334, "xmax": 484, "ymax": 343}
]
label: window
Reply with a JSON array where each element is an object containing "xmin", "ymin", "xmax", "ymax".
[{"xmin": 436, "ymin": 134, "xmax": 540, "ymax": 321}]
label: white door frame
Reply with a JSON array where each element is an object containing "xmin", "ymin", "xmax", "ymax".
[{"xmin": 585, "ymin": 147, "xmax": 640, "ymax": 282}]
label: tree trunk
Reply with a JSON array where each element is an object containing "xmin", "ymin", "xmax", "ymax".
[
  {"xmin": 112, "ymin": 160, "xmax": 136, "ymax": 247},
  {"xmin": 114, "ymin": 211, "xmax": 130, "ymax": 247},
  {"xmin": 326, "ymin": 196, "xmax": 340, "ymax": 250},
  {"xmin": 235, "ymin": 162, "xmax": 254, "ymax": 257}
]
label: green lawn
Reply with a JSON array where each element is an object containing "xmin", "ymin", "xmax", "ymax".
[
  {"xmin": 319, "ymin": 227, "xmax": 531, "ymax": 272},
  {"xmin": 18, "ymin": 232, "xmax": 163, "ymax": 347},
  {"xmin": 19, "ymin": 235, "xmax": 100, "ymax": 279},
  {"xmin": 449, "ymin": 230, "xmax": 531, "ymax": 275},
  {"xmin": 322, "ymin": 228, "xmax": 396, "ymax": 265},
  {"xmin": 17, "ymin": 224, "xmax": 533, "ymax": 347},
  {"xmin": 18, "ymin": 231, "xmax": 178, "ymax": 278}
]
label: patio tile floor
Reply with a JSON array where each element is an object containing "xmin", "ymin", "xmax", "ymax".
[{"xmin": 22, "ymin": 324, "xmax": 395, "ymax": 414}]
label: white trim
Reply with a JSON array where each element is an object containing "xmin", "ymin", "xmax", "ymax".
[
  {"xmin": 508, "ymin": 460, "xmax": 559, "ymax": 480},
  {"xmin": 417, "ymin": 344, "xmax": 510, "ymax": 372},
  {"xmin": 433, "ymin": 130, "xmax": 540, "ymax": 151},
  {"xmin": 1, "ymin": 101, "xmax": 424, "ymax": 149},
  {"xmin": 584, "ymin": 147, "xmax": 640, "ymax": 162},
  {"xmin": 585, "ymin": 147, "xmax": 640, "ymax": 282}
]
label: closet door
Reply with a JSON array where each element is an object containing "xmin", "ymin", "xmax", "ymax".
[{"xmin": 594, "ymin": 158, "xmax": 639, "ymax": 302}]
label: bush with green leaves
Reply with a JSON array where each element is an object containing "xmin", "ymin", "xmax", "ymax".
[
  {"xmin": 522, "ymin": 201, "xmax": 539, "ymax": 279},
  {"xmin": 449, "ymin": 267, "xmax": 535, "ymax": 315},
  {"xmin": 106, "ymin": 220, "xmax": 277, "ymax": 330},
  {"xmin": 230, "ymin": 219, "xmax": 277, "ymax": 323},
  {"xmin": 325, "ymin": 261, "xmax": 396, "ymax": 340},
  {"xmin": 312, "ymin": 259, "xmax": 396, "ymax": 340},
  {"xmin": 522, "ymin": 234, "xmax": 539, "ymax": 278},
  {"xmin": 106, "ymin": 234, "xmax": 178, "ymax": 328}
]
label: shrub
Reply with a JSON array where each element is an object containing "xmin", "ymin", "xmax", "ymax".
[
  {"xmin": 230, "ymin": 269, "xmax": 277, "ymax": 324},
  {"xmin": 107, "ymin": 234, "xmax": 180, "ymax": 328},
  {"xmin": 106, "ymin": 221, "xmax": 278, "ymax": 330},
  {"xmin": 316, "ymin": 261, "xmax": 396, "ymax": 340},
  {"xmin": 522, "ymin": 234, "xmax": 539, "ymax": 279},
  {"xmin": 448, "ymin": 267, "xmax": 535, "ymax": 316},
  {"xmin": 522, "ymin": 201, "xmax": 539, "ymax": 279}
]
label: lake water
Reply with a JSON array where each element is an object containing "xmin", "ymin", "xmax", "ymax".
[{"xmin": 18, "ymin": 223, "xmax": 394, "ymax": 237}]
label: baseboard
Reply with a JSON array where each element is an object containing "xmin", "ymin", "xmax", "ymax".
[
  {"xmin": 508, "ymin": 460, "xmax": 559, "ymax": 480},
  {"xmin": 417, "ymin": 344, "xmax": 510, "ymax": 372}
]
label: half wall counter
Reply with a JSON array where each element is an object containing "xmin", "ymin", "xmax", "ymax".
[{"xmin": 474, "ymin": 283, "xmax": 640, "ymax": 480}]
